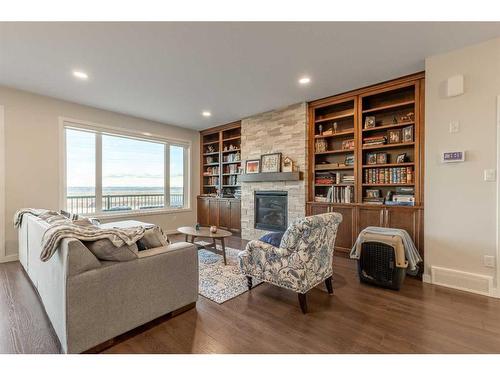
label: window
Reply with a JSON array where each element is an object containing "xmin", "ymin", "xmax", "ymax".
[{"xmin": 64, "ymin": 121, "xmax": 189, "ymax": 215}]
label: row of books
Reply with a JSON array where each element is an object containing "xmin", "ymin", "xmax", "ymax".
[
  {"xmin": 364, "ymin": 167, "xmax": 413, "ymax": 184},
  {"xmin": 224, "ymin": 175, "xmax": 239, "ymax": 186},
  {"xmin": 363, "ymin": 135, "xmax": 386, "ymax": 146},
  {"xmin": 224, "ymin": 163, "xmax": 240, "ymax": 174},
  {"xmin": 205, "ymin": 176, "xmax": 219, "ymax": 186},
  {"xmin": 363, "ymin": 196, "xmax": 415, "ymax": 206},
  {"xmin": 325, "ymin": 185, "xmax": 354, "ymax": 204},
  {"xmin": 203, "ymin": 166, "xmax": 219, "ymax": 176},
  {"xmin": 316, "ymin": 172, "xmax": 355, "ymax": 185}
]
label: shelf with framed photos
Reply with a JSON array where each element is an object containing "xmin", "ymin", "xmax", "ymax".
[{"xmin": 307, "ymin": 72, "xmax": 425, "ymax": 261}]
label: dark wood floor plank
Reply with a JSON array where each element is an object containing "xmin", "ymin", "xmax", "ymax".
[{"xmin": 2, "ymin": 233, "xmax": 500, "ymax": 354}]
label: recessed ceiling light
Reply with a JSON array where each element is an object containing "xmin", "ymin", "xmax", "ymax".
[
  {"xmin": 299, "ymin": 77, "xmax": 311, "ymax": 85},
  {"xmin": 202, "ymin": 111, "xmax": 212, "ymax": 117},
  {"xmin": 143, "ymin": 132, "xmax": 152, "ymax": 136},
  {"xmin": 72, "ymin": 70, "xmax": 88, "ymax": 80}
]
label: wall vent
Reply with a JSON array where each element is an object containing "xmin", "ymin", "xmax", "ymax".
[{"xmin": 430, "ymin": 266, "xmax": 493, "ymax": 296}]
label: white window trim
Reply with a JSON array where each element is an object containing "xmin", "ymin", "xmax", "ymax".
[{"xmin": 59, "ymin": 117, "xmax": 192, "ymax": 218}]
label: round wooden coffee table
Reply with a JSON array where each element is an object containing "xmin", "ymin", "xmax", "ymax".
[{"xmin": 177, "ymin": 226, "xmax": 232, "ymax": 265}]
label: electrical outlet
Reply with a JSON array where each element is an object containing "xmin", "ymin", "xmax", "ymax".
[{"xmin": 484, "ymin": 255, "xmax": 496, "ymax": 268}]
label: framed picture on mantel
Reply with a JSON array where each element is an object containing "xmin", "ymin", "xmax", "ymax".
[{"xmin": 260, "ymin": 153, "xmax": 282, "ymax": 173}]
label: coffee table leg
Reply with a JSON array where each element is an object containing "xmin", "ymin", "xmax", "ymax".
[
  {"xmin": 221, "ymin": 238, "xmax": 227, "ymax": 265},
  {"xmin": 185, "ymin": 234, "xmax": 188, "ymax": 242}
]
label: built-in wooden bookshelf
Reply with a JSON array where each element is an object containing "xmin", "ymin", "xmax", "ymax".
[
  {"xmin": 307, "ymin": 72, "xmax": 425, "ymax": 259},
  {"xmin": 200, "ymin": 121, "xmax": 242, "ymax": 197}
]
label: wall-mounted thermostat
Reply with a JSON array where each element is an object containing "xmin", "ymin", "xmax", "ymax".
[{"xmin": 442, "ymin": 151, "xmax": 465, "ymax": 163}]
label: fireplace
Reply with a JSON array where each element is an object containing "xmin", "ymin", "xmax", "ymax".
[{"xmin": 254, "ymin": 191, "xmax": 288, "ymax": 232}]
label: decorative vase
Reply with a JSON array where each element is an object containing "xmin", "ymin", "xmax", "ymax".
[{"xmin": 210, "ymin": 226, "xmax": 217, "ymax": 233}]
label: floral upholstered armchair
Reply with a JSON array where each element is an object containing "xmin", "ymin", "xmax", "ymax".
[{"xmin": 238, "ymin": 212, "xmax": 343, "ymax": 313}]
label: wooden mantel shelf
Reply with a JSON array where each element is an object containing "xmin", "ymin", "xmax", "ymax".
[{"xmin": 240, "ymin": 171, "xmax": 302, "ymax": 183}]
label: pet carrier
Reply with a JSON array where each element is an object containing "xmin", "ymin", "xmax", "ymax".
[{"xmin": 356, "ymin": 232, "xmax": 408, "ymax": 290}]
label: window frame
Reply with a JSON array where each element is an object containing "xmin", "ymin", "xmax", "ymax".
[{"xmin": 59, "ymin": 117, "xmax": 191, "ymax": 218}]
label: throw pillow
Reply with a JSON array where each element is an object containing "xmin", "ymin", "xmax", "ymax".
[
  {"xmin": 84, "ymin": 239, "xmax": 139, "ymax": 262},
  {"xmin": 136, "ymin": 226, "xmax": 169, "ymax": 251},
  {"xmin": 259, "ymin": 232, "xmax": 285, "ymax": 247}
]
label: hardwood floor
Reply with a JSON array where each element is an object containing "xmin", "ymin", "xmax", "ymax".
[{"xmin": 2, "ymin": 234, "xmax": 500, "ymax": 353}]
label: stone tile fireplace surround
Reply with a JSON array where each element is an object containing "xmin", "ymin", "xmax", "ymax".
[{"xmin": 240, "ymin": 102, "xmax": 307, "ymax": 240}]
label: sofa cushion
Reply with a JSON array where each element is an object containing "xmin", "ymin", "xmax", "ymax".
[
  {"xmin": 259, "ymin": 232, "xmax": 285, "ymax": 247},
  {"xmin": 84, "ymin": 239, "xmax": 138, "ymax": 261},
  {"xmin": 137, "ymin": 226, "xmax": 169, "ymax": 251}
]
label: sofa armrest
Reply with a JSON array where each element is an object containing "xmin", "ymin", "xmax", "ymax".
[
  {"xmin": 137, "ymin": 241, "xmax": 196, "ymax": 259},
  {"xmin": 63, "ymin": 239, "xmax": 102, "ymax": 276}
]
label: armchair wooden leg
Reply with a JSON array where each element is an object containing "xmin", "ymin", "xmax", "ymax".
[
  {"xmin": 246, "ymin": 276, "xmax": 253, "ymax": 290},
  {"xmin": 325, "ymin": 276, "xmax": 333, "ymax": 295},
  {"xmin": 298, "ymin": 293, "xmax": 308, "ymax": 314}
]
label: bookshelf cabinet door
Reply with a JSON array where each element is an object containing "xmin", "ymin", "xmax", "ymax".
[
  {"xmin": 385, "ymin": 207, "xmax": 419, "ymax": 246},
  {"xmin": 330, "ymin": 205, "xmax": 355, "ymax": 255},
  {"xmin": 307, "ymin": 203, "xmax": 330, "ymax": 215},
  {"xmin": 357, "ymin": 206, "xmax": 385, "ymax": 231},
  {"xmin": 218, "ymin": 200, "xmax": 231, "ymax": 229},
  {"xmin": 197, "ymin": 197, "xmax": 210, "ymax": 226},
  {"xmin": 229, "ymin": 200, "xmax": 241, "ymax": 232},
  {"xmin": 208, "ymin": 199, "xmax": 219, "ymax": 227}
]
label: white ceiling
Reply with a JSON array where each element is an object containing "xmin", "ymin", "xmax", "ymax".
[{"xmin": 1, "ymin": 22, "xmax": 499, "ymax": 130}]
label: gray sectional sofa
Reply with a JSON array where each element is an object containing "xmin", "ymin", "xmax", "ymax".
[{"xmin": 18, "ymin": 214, "xmax": 198, "ymax": 353}]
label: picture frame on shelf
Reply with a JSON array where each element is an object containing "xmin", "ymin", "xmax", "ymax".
[
  {"xmin": 402, "ymin": 125, "xmax": 414, "ymax": 143},
  {"xmin": 376, "ymin": 153, "xmax": 388, "ymax": 165},
  {"xmin": 367, "ymin": 153, "xmax": 377, "ymax": 165},
  {"xmin": 245, "ymin": 159, "xmax": 260, "ymax": 174},
  {"xmin": 345, "ymin": 154, "xmax": 355, "ymax": 166},
  {"xmin": 260, "ymin": 153, "xmax": 282, "ymax": 173},
  {"xmin": 396, "ymin": 153, "xmax": 407, "ymax": 163},
  {"xmin": 366, "ymin": 189, "xmax": 380, "ymax": 198},
  {"xmin": 364, "ymin": 116, "xmax": 376, "ymax": 129},
  {"xmin": 388, "ymin": 129, "xmax": 402, "ymax": 144}
]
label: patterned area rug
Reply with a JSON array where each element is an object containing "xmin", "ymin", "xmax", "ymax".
[{"xmin": 196, "ymin": 241, "xmax": 262, "ymax": 304}]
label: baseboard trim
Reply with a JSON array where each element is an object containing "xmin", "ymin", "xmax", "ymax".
[
  {"xmin": 428, "ymin": 265, "xmax": 496, "ymax": 298},
  {"xmin": 0, "ymin": 254, "xmax": 18, "ymax": 264}
]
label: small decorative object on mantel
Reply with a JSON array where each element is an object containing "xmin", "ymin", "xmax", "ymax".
[
  {"xmin": 245, "ymin": 159, "xmax": 260, "ymax": 174},
  {"xmin": 364, "ymin": 116, "xmax": 376, "ymax": 129},
  {"xmin": 210, "ymin": 226, "xmax": 217, "ymax": 233},
  {"xmin": 261, "ymin": 152, "xmax": 282, "ymax": 173},
  {"xmin": 282, "ymin": 156, "xmax": 294, "ymax": 172},
  {"xmin": 195, "ymin": 223, "xmax": 200, "ymax": 231}
]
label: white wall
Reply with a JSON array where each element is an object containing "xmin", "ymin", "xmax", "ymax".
[
  {"xmin": 0, "ymin": 86, "xmax": 200, "ymax": 259},
  {"xmin": 424, "ymin": 37, "xmax": 500, "ymax": 296}
]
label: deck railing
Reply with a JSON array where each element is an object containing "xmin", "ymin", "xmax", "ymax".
[{"xmin": 66, "ymin": 193, "xmax": 184, "ymax": 215}]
